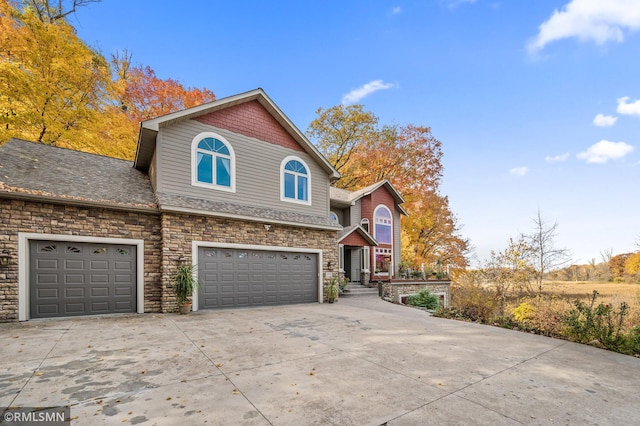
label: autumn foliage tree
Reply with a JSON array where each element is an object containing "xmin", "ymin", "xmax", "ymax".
[
  {"xmin": 0, "ymin": 0, "xmax": 216, "ymax": 159},
  {"xmin": 306, "ymin": 103, "xmax": 469, "ymax": 270},
  {"xmin": 112, "ymin": 52, "xmax": 215, "ymax": 123},
  {"xmin": 0, "ymin": 0, "xmax": 112, "ymax": 149}
]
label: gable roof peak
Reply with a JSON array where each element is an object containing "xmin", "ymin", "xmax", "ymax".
[{"xmin": 134, "ymin": 88, "xmax": 339, "ymax": 180}]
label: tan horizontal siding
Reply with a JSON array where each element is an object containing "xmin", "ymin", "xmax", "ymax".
[{"xmin": 156, "ymin": 120, "xmax": 330, "ymax": 218}]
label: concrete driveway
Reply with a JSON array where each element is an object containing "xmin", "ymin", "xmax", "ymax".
[{"xmin": 2, "ymin": 295, "xmax": 639, "ymax": 425}]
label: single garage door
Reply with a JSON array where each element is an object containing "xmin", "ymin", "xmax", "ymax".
[
  {"xmin": 198, "ymin": 247, "xmax": 318, "ymax": 309},
  {"xmin": 30, "ymin": 240, "xmax": 137, "ymax": 318}
]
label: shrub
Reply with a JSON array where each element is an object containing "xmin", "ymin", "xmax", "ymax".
[
  {"xmin": 620, "ymin": 327, "xmax": 640, "ymax": 356},
  {"xmin": 564, "ymin": 290, "xmax": 630, "ymax": 350},
  {"xmin": 438, "ymin": 281, "xmax": 498, "ymax": 323},
  {"xmin": 406, "ymin": 289, "xmax": 439, "ymax": 310},
  {"xmin": 512, "ymin": 302, "xmax": 535, "ymax": 324}
]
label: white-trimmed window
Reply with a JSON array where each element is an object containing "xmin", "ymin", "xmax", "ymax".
[
  {"xmin": 360, "ymin": 218, "xmax": 370, "ymax": 233},
  {"xmin": 281, "ymin": 156, "xmax": 311, "ymax": 205},
  {"xmin": 338, "ymin": 244, "xmax": 345, "ymax": 272},
  {"xmin": 375, "ymin": 247, "xmax": 392, "ymax": 276},
  {"xmin": 374, "ymin": 205, "xmax": 392, "ymax": 244},
  {"xmin": 191, "ymin": 132, "xmax": 235, "ymax": 192},
  {"xmin": 330, "ymin": 211, "xmax": 340, "ymax": 224},
  {"xmin": 361, "ymin": 246, "xmax": 370, "ymax": 273}
]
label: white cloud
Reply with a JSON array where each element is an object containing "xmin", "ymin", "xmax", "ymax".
[
  {"xmin": 392, "ymin": 6, "xmax": 402, "ymax": 15},
  {"xmin": 593, "ymin": 113, "xmax": 618, "ymax": 127},
  {"xmin": 509, "ymin": 166, "xmax": 529, "ymax": 177},
  {"xmin": 528, "ymin": 0, "xmax": 640, "ymax": 53},
  {"xmin": 617, "ymin": 96, "xmax": 640, "ymax": 116},
  {"xmin": 577, "ymin": 140, "xmax": 635, "ymax": 163},
  {"xmin": 545, "ymin": 153, "xmax": 570, "ymax": 162},
  {"xmin": 342, "ymin": 80, "xmax": 395, "ymax": 104}
]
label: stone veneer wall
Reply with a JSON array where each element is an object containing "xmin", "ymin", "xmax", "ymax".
[
  {"xmin": 0, "ymin": 199, "xmax": 162, "ymax": 322},
  {"xmin": 160, "ymin": 212, "xmax": 339, "ymax": 312},
  {"xmin": 382, "ymin": 281, "xmax": 451, "ymax": 308}
]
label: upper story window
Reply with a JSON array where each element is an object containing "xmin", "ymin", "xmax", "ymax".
[
  {"xmin": 360, "ymin": 218, "xmax": 370, "ymax": 233},
  {"xmin": 281, "ymin": 156, "xmax": 311, "ymax": 205},
  {"xmin": 374, "ymin": 205, "xmax": 392, "ymax": 244},
  {"xmin": 191, "ymin": 132, "xmax": 235, "ymax": 192},
  {"xmin": 329, "ymin": 211, "xmax": 340, "ymax": 224}
]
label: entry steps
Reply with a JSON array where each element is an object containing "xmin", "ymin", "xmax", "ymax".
[{"xmin": 341, "ymin": 283, "xmax": 378, "ymax": 297}]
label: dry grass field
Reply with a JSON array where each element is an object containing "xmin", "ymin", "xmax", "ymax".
[
  {"xmin": 542, "ymin": 281, "xmax": 640, "ymax": 328},
  {"xmin": 543, "ymin": 281, "xmax": 640, "ymax": 303}
]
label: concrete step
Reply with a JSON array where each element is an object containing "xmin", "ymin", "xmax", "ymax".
[{"xmin": 342, "ymin": 285, "xmax": 378, "ymax": 297}]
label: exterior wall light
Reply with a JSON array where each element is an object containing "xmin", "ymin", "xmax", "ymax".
[{"xmin": 0, "ymin": 250, "xmax": 10, "ymax": 267}]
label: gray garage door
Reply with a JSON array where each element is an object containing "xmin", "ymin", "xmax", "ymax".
[
  {"xmin": 198, "ymin": 247, "xmax": 318, "ymax": 309},
  {"xmin": 30, "ymin": 240, "xmax": 136, "ymax": 318}
]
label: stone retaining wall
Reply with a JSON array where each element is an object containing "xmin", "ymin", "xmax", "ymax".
[{"xmin": 382, "ymin": 280, "xmax": 451, "ymax": 308}]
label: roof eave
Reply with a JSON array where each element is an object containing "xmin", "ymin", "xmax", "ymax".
[
  {"xmin": 159, "ymin": 204, "xmax": 342, "ymax": 231},
  {"xmin": 338, "ymin": 225, "xmax": 378, "ymax": 246},
  {"xmin": 0, "ymin": 191, "xmax": 158, "ymax": 214}
]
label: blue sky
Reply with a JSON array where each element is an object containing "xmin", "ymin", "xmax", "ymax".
[{"xmin": 71, "ymin": 0, "xmax": 639, "ymax": 266}]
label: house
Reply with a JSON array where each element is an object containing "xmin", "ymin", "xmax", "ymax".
[
  {"xmin": 0, "ymin": 88, "xmax": 406, "ymax": 322},
  {"xmin": 330, "ymin": 182, "xmax": 408, "ymax": 285}
]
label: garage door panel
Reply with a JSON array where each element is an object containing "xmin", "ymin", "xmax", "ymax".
[
  {"xmin": 65, "ymin": 287, "xmax": 85, "ymax": 298},
  {"xmin": 91, "ymin": 302, "xmax": 110, "ymax": 312},
  {"xmin": 65, "ymin": 259, "xmax": 84, "ymax": 269},
  {"xmin": 198, "ymin": 247, "xmax": 318, "ymax": 310},
  {"xmin": 38, "ymin": 304, "xmax": 59, "ymax": 315},
  {"xmin": 91, "ymin": 287, "xmax": 109, "ymax": 297},
  {"xmin": 30, "ymin": 240, "xmax": 136, "ymax": 319},
  {"xmin": 115, "ymin": 301, "xmax": 133, "ymax": 310},
  {"xmin": 37, "ymin": 288, "xmax": 58, "ymax": 298},
  {"xmin": 36, "ymin": 274, "xmax": 58, "ymax": 284},
  {"xmin": 36, "ymin": 259, "xmax": 58, "ymax": 269},
  {"xmin": 64, "ymin": 274, "xmax": 85, "ymax": 284},
  {"xmin": 90, "ymin": 260, "xmax": 109, "ymax": 270},
  {"xmin": 66, "ymin": 303, "xmax": 86, "ymax": 313}
]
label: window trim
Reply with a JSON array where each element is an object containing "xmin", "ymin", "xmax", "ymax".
[
  {"xmin": 361, "ymin": 246, "xmax": 370, "ymax": 273},
  {"xmin": 329, "ymin": 211, "xmax": 340, "ymax": 225},
  {"xmin": 373, "ymin": 205, "xmax": 393, "ymax": 245},
  {"xmin": 374, "ymin": 247, "xmax": 393, "ymax": 276},
  {"xmin": 338, "ymin": 244, "xmax": 345, "ymax": 273},
  {"xmin": 280, "ymin": 156, "xmax": 312, "ymax": 205},
  {"xmin": 191, "ymin": 132, "xmax": 236, "ymax": 193}
]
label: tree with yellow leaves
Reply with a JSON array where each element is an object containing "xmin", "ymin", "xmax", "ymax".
[{"xmin": 0, "ymin": 0, "xmax": 113, "ymax": 151}]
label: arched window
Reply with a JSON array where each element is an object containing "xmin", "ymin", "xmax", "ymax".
[
  {"xmin": 329, "ymin": 211, "xmax": 340, "ymax": 224},
  {"xmin": 374, "ymin": 205, "xmax": 392, "ymax": 244},
  {"xmin": 281, "ymin": 156, "xmax": 311, "ymax": 204},
  {"xmin": 191, "ymin": 132, "xmax": 235, "ymax": 192},
  {"xmin": 360, "ymin": 218, "xmax": 370, "ymax": 233}
]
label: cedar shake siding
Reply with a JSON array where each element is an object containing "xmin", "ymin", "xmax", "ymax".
[{"xmin": 194, "ymin": 100, "xmax": 305, "ymax": 153}]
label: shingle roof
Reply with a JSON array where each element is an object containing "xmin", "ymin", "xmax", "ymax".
[
  {"xmin": 156, "ymin": 192, "xmax": 341, "ymax": 230},
  {"xmin": 329, "ymin": 180, "xmax": 408, "ymax": 215},
  {"xmin": 338, "ymin": 225, "xmax": 378, "ymax": 246},
  {"xmin": 0, "ymin": 139, "xmax": 157, "ymax": 210}
]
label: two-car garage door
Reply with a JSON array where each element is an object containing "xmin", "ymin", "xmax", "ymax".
[
  {"xmin": 29, "ymin": 240, "xmax": 136, "ymax": 319},
  {"xmin": 198, "ymin": 247, "xmax": 318, "ymax": 309},
  {"xmin": 28, "ymin": 240, "xmax": 319, "ymax": 318}
]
